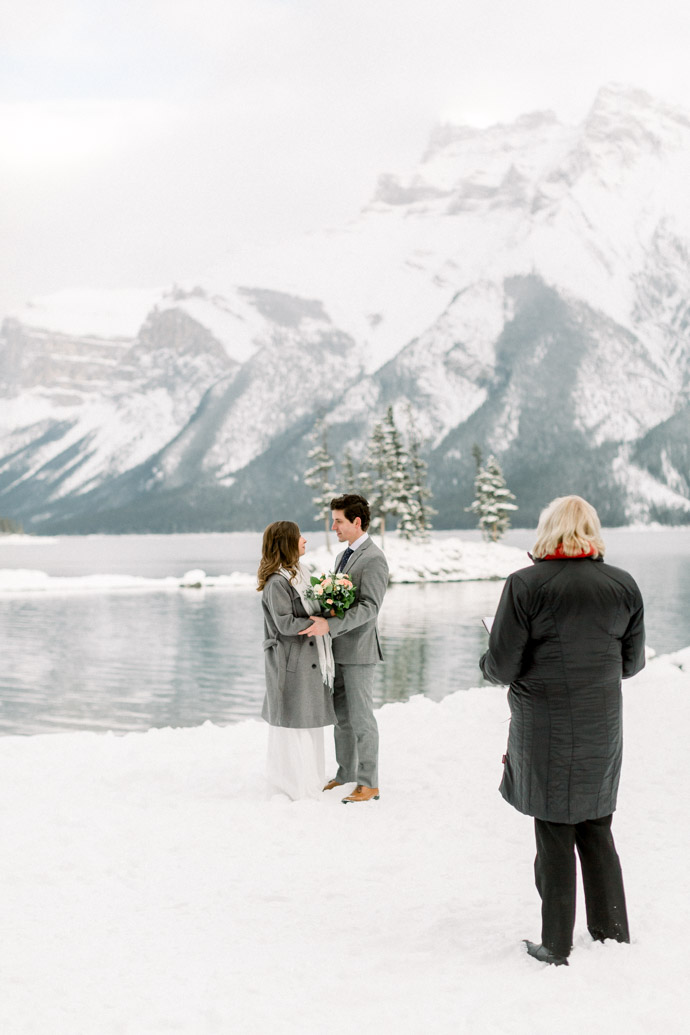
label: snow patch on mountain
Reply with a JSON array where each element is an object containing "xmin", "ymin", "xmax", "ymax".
[
  {"xmin": 571, "ymin": 312, "xmax": 676, "ymax": 446},
  {"xmin": 202, "ymin": 316, "xmax": 361, "ymax": 479},
  {"xmin": 3, "ymin": 84, "xmax": 690, "ymax": 531},
  {"xmin": 612, "ymin": 449, "xmax": 690, "ymax": 520}
]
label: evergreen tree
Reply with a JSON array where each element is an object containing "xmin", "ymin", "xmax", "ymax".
[
  {"xmin": 404, "ymin": 407, "xmax": 436, "ymax": 541},
  {"xmin": 342, "ymin": 448, "xmax": 358, "ymax": 493},
  {"xmin": 360, "ymin": 406, "xmax": 438, "ymax": 544},
  {"xmin": 358, "ymin": 463, "xmax": 373, "ymax": 502},
  {"xmin": 304, "ymin": 419, "xmax": 336, "ymax": 552},
  {"xmin": 395, "ymin": 484, "xmax": 420, "ymax": 541},
  {"xmin": 362, "ymin": 419, "xmax": 397, "ymax": 546},
  {"xmin": 467, "ymin": 454, "xmax": 518, "ymax": 542},
  {"xmin": 382, "ymin": 406, "xmax": 415, "ymax": 537},
  {"xmin": 472, "ymin": 443, "xmax": 483, "ymax": 473}
]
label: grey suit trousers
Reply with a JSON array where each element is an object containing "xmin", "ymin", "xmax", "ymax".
[{"xmin": 333, "ymin": 663, "xmax": 378, "ymax": 788}]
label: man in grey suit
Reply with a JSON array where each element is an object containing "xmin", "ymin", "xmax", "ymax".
[{"xmin": 299, "ymin": 494, "xmax": 389, "ymax": 803}]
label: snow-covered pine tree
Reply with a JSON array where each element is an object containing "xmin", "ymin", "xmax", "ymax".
[
  {"xmin": 472, "ymin": 443, "xmax": 483, "ymax": 473},
  {"xmin": 362, "ymin": 419, "xmax": 398, "ymax": 546},
  {"xmin": 404, "ymin": 406, "xmax": 436, "ymax": 541},
  {"xmin": 396, "ymin": 486, "xmax": 420, "ymax": 541},
  {"xmin": 382, "ymin": 406, "xmax": 416, "ymax": 540},
  {"xmin": 342, "ymin": 448, "xmax": 358, "ymax": 493},
  {"xmin": 467, "ymin": 454, "xmax": 518, "ymax": 542},
  {"xmin": 304, "ymin": 419, "xmax": 336, "ymax": 552},
  {"xmin": 358, "ymin": 463, "xmax": 373, "ymax": 502},
  {"xmin": 361, "ymin": 407, "xmax": 437, "ymax": 543}
]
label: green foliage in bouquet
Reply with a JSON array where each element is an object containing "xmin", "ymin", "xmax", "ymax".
[{"xmin": 306, "ymin": 571, "xmax": 357, "ymax": 619}]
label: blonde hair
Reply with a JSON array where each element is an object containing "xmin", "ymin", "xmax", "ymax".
[
  {"xmin": 532, "ymin": 495, "xmax": 605, "ymax": 559},
  {"xmin": 257, "ymin": 521, "xmax": 301, "ymax": 591}
]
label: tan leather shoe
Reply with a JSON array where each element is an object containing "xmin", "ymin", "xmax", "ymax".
[
  {"xmin": 341, "ymin": 785, "xmax": 380, "ymax": 803},
  {"xmin": 322, "ymin": 778, "xmax": 344, "ymax": 791}
]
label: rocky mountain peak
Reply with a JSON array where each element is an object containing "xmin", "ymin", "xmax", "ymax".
[
  {"xmin": 583, "ymin": 82, "xmax": 690, "ymax": 156},
  {"xmin": 421, "ymin": 109, "xmax": 560, "ymax": 165},
  {"xmin": 3, "ymin": 85, "xmax": 690, "ymax": 531},
  {"xmin": 371, "ymin": 108, "xmax": 565, "ymax": 214}
]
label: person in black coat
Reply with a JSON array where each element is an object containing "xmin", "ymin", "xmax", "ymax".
[{"xmin": 480, "ymin": 495, "xmax": 645, "ymax": 966}]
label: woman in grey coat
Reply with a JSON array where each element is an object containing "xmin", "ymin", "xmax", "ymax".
[
  {"xmin": 258, "ymin": 521, "xmax": 336, "ymax": 799},
  {"xmin": 480, "ymin": 496, "xmax": 645, "ymax": 967}
]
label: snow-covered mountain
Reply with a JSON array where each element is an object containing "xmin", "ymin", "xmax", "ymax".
[{"xmin": 2, "ymin": 83, "xmax": 690, "ymax": 532}]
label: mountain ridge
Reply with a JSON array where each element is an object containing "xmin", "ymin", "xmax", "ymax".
[{"xmin": 2, "ymin": 83, "xmax": 690, "ymax": 532}]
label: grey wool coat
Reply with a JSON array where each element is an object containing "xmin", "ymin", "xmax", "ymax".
[
  {"xmin": 480, "ymin": 555, "xmax": 645, "ymax": 824},
  {"xmin": 326, "ymin": 537, "xmax": 389, "ymax": 664},
  {"xmin": 261, "ymin": 573, "xmax": 336, "ymax": 729}
]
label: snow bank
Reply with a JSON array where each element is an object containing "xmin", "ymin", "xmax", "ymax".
[
  {"xmin": 0, "ymin": 534, "xmax": 58, "ymax": 544},
  {"xmin": 305, "ymin": 535, "xmax": 527, "ymax": 582},
  {"xmin": 665, "ymin": 645, "xmax": 690, "ymax": 670},
  {"xmin": 0, "ymin": 539, "xmax": 527, "ymax": 594},
  {"xmin": 0, "ymin": 651, "xmax": 687, "ymax": 1033}
]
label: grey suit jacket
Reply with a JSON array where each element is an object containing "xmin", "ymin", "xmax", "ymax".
[
  {"xmin": 326, "ymin": 537, "xmax": 389, "ymax": 665},
  {"xmin": 261, "ymin": 574, "xmax": 336, "ymax": 728}
]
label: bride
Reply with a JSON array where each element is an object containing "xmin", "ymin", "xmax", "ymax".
[{"xmin": 257, "ymin": 521, "xmax": 336, "ymax": 799}]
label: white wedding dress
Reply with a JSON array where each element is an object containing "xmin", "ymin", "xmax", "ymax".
[
  {"xmin": 266, "ymin": 725, "xmax": 325, "ymax": 800},
  {"xmin": 265, "ymin": 565, "xmax": 330, "ymax": 800}
]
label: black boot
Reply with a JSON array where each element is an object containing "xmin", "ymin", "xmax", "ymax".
[
  {"xmin": 524, "ymin": 940, "xmax": 569, "ymax": 966},
  {"xmin": 589, "ymin": 925, "xmax": 629, "ymax": 944}
]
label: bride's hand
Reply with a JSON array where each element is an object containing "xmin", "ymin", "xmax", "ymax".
[{"xmin": 298, "ymin": 615, "xmax": 330, "ymax": 636}]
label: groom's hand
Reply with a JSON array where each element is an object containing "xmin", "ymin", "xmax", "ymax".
[{"xmin": 299, "ymin": 616, "xmax": 330, "ymax": 636}]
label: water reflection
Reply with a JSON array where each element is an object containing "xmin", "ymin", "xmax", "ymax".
[
  {"xmin": 0, "ymin": 591, "xmax": 262, "ymax": 735},
  {"xmin": 1, "ymin": 529, "xmax": 689, "ymax": 736},
  {"xmin": 0, "ymin": 580, "xmax": 506, "ymax": 736},
  {"xmin": 375, "ymin": 581, "xmax": 502, "ymax": 706}
]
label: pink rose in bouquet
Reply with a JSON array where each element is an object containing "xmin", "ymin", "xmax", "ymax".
[{"xmin": 306, "ymin": 571, "xmax": 356, "ymax": 618}]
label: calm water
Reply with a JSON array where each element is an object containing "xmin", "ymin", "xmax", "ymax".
[{"xmin": 0, "ymin": 529, "xmax": 687, "ymax": 736}]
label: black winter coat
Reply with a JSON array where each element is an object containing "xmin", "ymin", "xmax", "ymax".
[{"xmin": 480, "ymin": 555, "xmax": 645, "ymax": 824}]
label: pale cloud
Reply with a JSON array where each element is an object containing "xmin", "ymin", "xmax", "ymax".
[
  {"xmin": 0, "ymin": 98, "xmax": 181, "ymax": 171},
  {"xmin": 0, "ymin": 1, "xmax": 82, "ymax": 45},
  {"xmin": 3, "ymin": 0, "xmax": 690, "ymax": 315}
]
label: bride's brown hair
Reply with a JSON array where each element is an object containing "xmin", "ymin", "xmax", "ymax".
[{"xmin": 257, "ymin": 521, "xmax": 301, "ymax": 591}]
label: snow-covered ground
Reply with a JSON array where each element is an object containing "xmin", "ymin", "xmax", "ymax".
[
  {"xmin": 1, "ymin": 649, "xmax": 688, "ymax": 1034},
  {"xmin": 0, "ymin": 538, "xmax": 528, "ymax": 593},
  {"xmin": 305, "ymin": 536, "xmax": 527, "ymax": 583},
  {"xmin": 0, "ymin": 535, "xmax": 58, "ymax": 544}
]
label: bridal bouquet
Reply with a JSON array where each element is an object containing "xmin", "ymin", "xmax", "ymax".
[{"xmin": 306, "ymin": 571, "xmax": 356, "ymax": 619}]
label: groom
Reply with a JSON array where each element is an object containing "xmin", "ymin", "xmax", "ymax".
[{"xmin": 299, "ymin": 493, "xmax": 389, "ymax": 803}]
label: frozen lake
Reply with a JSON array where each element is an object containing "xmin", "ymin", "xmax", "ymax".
[{"xmin": 0, "ymin": 528, "xmax": 687, "ymax": 735}]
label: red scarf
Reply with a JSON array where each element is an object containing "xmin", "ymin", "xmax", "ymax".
[{"xmin": 544, "ymin": 543, "xmax": 596, "ymax": 560}]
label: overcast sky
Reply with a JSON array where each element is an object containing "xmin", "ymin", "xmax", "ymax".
[{"xmin": 2, "ymin": 0, "xmax": 690, "ymax": 317}]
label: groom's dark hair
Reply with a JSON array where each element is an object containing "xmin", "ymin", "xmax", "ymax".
[{"xmin": 330, "ymin": 493, "xmax": 370, "ymax": 531}]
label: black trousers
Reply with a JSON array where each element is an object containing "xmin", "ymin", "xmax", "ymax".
[{"xmin": 534, "ymin": 814, "xmax": 630, "ymax": 958}]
